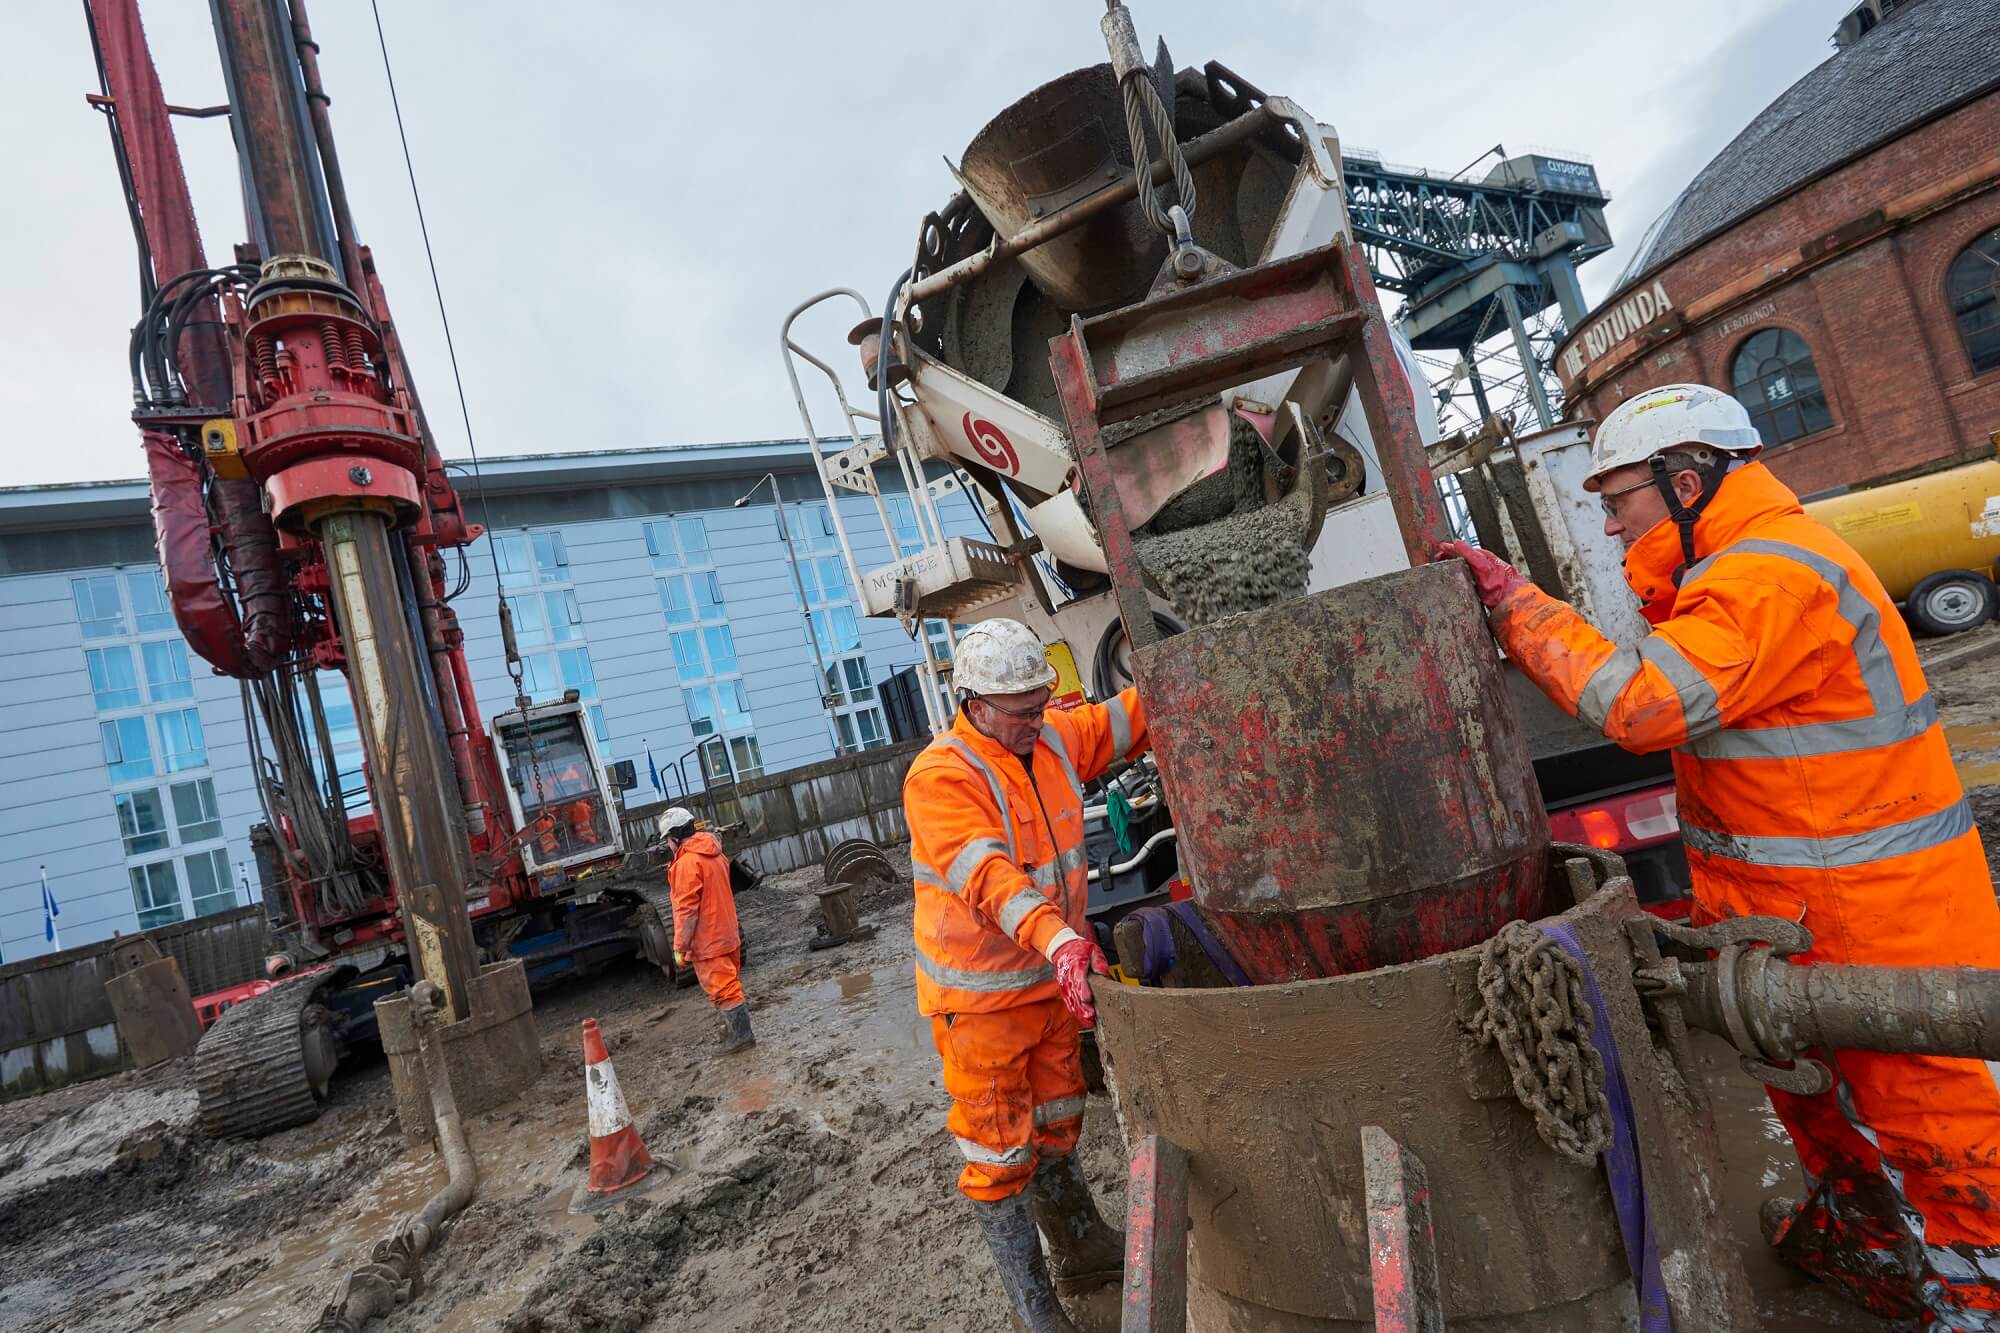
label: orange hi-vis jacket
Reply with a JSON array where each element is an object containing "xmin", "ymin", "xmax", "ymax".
[
  {"xmin": 1491, "ymin": 460, "xmax": 2000, "ymax": 1309},
  {"xmin": 903, "ymin": 689, "xmax": 1148, "ymax": 1016},
  {"xmin": 668, "ymin": 831, "xmax": 740, "ymax": 962},
  {"xmin": 1490, "ymin": 461, "xmax": 1987, "ymax": 939}
]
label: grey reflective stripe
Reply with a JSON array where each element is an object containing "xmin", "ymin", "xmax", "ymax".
[
  {"xmin": 933, "ymin": 736, "xmax": 1019, "ymax": 861},
  {"xmin": 1575, "ymin": 646, "xmax": 1642, "ymax": 730},
  {"xmin": 1682, "ymin": 799, "xmax": 1973, "ymax": 869},
  {"xmin": 1680, "ymin": 539, "xmax": 1928, "ymax": 762},
  {"xmin": 916, "ymin": 950, "xmax": 1055, "ymax": 993},
  {"xmin": 945, "ymin": 837, "xmax": 1011, "ymax": 896},
  {"xmin": 998, "ymin": 887, "xmax": 1053, "ymax": 936},
  {"xmin": 1033, "ymin": 1095, "xmax": 1086, "ymax": 1126},
  {"xmin": 912, "ymin": 859, "xmax": 945, "ymax": 892},
  {"xmin": 1031, "ymin": 843, "xmax": 1088, "ymax": 888},
  {"xmin": 954, "ymin": 1135, "xmax": 1032, "ymax": 1167},
  {"xmin": 1040, "ymin": 724, "xmax": 1084, "ymax": 804},
  {"xmin": 1691, "ymin": 693, "xmax": 1939, "ymax": 761},
  {"xmin": 1636, "ymin": 635, "xmax": 1722, "ymax": 741},
  {"xmin": 1926, "ymin": 1244, "xmax": 2000, "ymax": 1285},
  {"xmin": 1107, "ymin": 695, "xmax": 1133, "ymax": 759}
]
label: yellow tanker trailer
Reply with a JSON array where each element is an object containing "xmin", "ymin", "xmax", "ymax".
[{"xmin": 1806, "ymin": 440, "xmax": 2000, "ymax": 636}]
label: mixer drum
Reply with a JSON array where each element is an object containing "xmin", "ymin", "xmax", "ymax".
[{"xmin": 922, "ymin": 62, "xmax": 1306, "ymax": 424}]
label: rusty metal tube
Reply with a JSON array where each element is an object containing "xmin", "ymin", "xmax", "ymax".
[
  {"xmin": 319, "ymin": 509, "xmax": 480, "ymax": 1019},
  {"xmin": 1681, "ymin": 949, "xmax": 2000, "ymax": 1063},
  {"xmin": 285, "ymin": 0, "xmax": 366, "ymax": 291},
  {"xmin": 211, "ymin": 0, "xmax": 341, "ymax": 267}
]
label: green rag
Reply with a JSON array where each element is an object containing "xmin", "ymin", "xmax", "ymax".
[{"xmin": 1107, "ymin": 789, "xmax": 1136, "ymax": 859}]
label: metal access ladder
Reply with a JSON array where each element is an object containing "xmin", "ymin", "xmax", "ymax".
[{"xmin": 781, "ymin": 288, "xmax": 1024, "ymax": 732}]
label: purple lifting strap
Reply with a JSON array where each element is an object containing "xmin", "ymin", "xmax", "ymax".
[
  {"xmin": 1166, "ymin": 900, "xmax": 1253, "ymax": 988},
  {"xmin": 1134, "ymin": 906, "xmax": 1178, "ymax": 980},
  {"xmin": 1538, "ymin": 921, "xmax": 1669, "ymax": 1333}
]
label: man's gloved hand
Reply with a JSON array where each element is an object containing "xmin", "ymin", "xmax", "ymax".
[
  {"xmin": 1430, "ymin": 540, "xmax": 1528, "ymax": 611},
  {"xmin": 1051, "ymin": 934, "xmax": 1112, "ymax": 1029},
  {"xmin": 673, "ymin": 948, "xmax": 688, "ymax": 969}
]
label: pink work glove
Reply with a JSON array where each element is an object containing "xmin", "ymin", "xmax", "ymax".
[
  {"xmin": 1051, "ymin": 935, "xmax": 1112, "ymax": 1030},
  {"xmin": 1431, "ymin": 540, "xmax": 1527, "ymax": 611}
]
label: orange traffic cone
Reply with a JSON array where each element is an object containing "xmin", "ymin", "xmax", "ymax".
[{"xmin": 572, "ymin": 1017, "xmax": 654, "ymax": 1212}]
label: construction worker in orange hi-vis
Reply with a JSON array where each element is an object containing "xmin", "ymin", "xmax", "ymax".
[
  {"xmin": 566, "ymin": 798, "xmax": 598, "ymax": 847},
  {"xmin": 902, "ymin": 617, "xmax": 1149, "ymax": 1332},
  {"xmin": 660, "ymin": 807, "xmax": 753, "ymax": 1053},
  {"xmin": 1436, "ymin": 383, "xmax": 2000, "ymax": 1328}
]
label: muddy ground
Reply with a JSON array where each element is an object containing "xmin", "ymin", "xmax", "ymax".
[{"xmin": 0, "ymin": 624, "xmax": 1994, "ymax": 1333}]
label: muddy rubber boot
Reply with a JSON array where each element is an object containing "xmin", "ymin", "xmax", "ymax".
[
  {"xmin": 1759, "ymin": 1195, "xmax": 1800, "ymax": 1249},
  {"xmin": 971, "ymin": 1192, "xmax": 1080, "ymax": 1333},
  {"xmin": 1030, "ymin": 1152, "xmax": 1125, "ymax": 1295},
  {"xmin": 721, "ymin": 1003, "xmax": 756, "ymax": 1053}
]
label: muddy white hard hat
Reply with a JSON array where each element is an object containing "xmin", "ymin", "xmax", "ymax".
[
  {"xmin": 657, "ymin": 807, "xmax": 697, "ymax": 839},
  {"xmin": 1583, "ymin": 384, "xmax": 1763, "ymax": 491},
  {"xmin": 953, "ymin": 618, "xmax": 1057, "ymax": 697}
]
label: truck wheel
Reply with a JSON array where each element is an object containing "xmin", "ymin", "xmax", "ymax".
[{"xmin": 1906, "ymin": 569, "xmax": 1998, "ymax": 637}]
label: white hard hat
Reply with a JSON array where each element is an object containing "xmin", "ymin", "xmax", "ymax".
[
  {"xmin": 953, "ymin": 618, "xmax": 1057, "ymax": 697},
  {"xmin": 658, "ymin": 807, "xmax": 697, "ymax": 839},
  {"xmin": 1583, "ymin": 384, "xmax": 1763, "ymax": 491}
]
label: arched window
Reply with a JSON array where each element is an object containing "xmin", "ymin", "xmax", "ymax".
[
  {"xmin": 1730, "ymin": 329, "xmax": 1832, "ymax": 445},
  {"xmin": 1947, "ymin": 226, "xmax": 2000, "ymax": 375}
]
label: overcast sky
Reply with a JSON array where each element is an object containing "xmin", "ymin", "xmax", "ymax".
[{"xmin": 2, "ymin": 0, "xmax": 1844, "ymax": 488}]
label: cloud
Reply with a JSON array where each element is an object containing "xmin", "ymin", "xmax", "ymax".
[{"xmin": 2, "ymin": 0, "xmax": 1833, "ymax": 487}]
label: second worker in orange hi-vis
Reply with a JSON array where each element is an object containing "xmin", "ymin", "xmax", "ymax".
[
  {"xmin": 661, "ymin": 806, "xmax": 753, "ymax": 1054},
  {"xmin": 1438, "ymin": 384, "xmax": 2000, "ymax": 1330},
  {"xmin": 902, "ymin": 618, "xmax": 1149, "ymax": 1333}
]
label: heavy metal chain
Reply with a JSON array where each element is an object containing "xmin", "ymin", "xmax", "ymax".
[
  {"xmin": 1119, "ymin": 65, "xmax": 1197, "ymax": 241},
  {"xmin": 1474, "ymin": 919, "xmax": 1614, "ymax": 1166}
]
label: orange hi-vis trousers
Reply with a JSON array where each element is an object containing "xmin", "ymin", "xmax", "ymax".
[
  {"xmin": 693, "ymin": 949, "xmax": 744, "ymax": 1010},
  {"xmin": 930, "ymin": 995, "xmax": 1087, "ymax": 1202}
]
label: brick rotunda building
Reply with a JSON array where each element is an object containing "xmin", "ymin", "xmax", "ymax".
[{"xmin": 1554, "ymin": 0, "xmax": 2000, "ymax": 497}]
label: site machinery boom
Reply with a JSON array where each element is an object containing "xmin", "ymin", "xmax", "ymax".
[{"xmin": 84, "ymin": 0, "xmax": 644, "ymax": 1138}]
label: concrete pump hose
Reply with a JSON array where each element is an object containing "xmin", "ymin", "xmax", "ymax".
[
  {"xmin": 1705, "ymin": 951, "xmax": 2000, "ymax": 1064},
  {"xmin": 310, "ymin": 981, "xmax": 479, "ymax": 1333}
]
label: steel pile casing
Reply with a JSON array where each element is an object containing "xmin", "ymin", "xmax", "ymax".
[
  {"xmin": 1090, "ymin": 849, "xmax": 1758, "ymax": 1330},
  {"xmin": 1131, "ymin": 560, "xmax": 1550, "ymax": 982},
  {"xmin": 376, "ymin": 960, "xmax": 542, "ymax": 1142}
]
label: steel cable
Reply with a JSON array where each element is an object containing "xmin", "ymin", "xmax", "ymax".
[{"xmin": 1118, "ymin": 67, "xmax": 1196, "ymax": 239}]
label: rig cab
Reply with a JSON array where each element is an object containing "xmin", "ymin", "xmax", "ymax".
[{"xmin": 492, "ymin": 694, "xmax": 624, "ymax": 884}]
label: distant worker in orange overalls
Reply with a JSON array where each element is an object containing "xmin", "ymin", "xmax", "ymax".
[
  {"xmin": 566, "ymin": 797, "xmax": 599, "ymax": 847},
  {"xmin": 1437, "ymin": 384, "xmax": 2000, "ymax": 1328},
  {"xmin": 660, "ymin": 807, "xmax": 753, "ymax": 1053},
  {"xmin": 903, "ymin": 618, "xmax": 1147, "ymax": 1332}
]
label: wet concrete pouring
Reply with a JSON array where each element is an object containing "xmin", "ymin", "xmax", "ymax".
[{"xmin": 0, "ymin": 623, "xmax": 1993, "ymax": 1332}]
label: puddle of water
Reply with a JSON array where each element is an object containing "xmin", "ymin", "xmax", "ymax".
[
  {"xmin": 803, "ymin": 971, "xmax": 932, "ymax": 1058},
  {"xmin": 1693, "ymin": 1034, "xmax": 1882, "ymax": 1332},
  {"xmin": 724, "ymin": 1073, "xmax": 777, "ymax": 1113},
  {"xmin": 176, "ymin": 1152, "xmax": 444, "ymax": 1333},
  {"xmin": 1945, "ymin": 721, "xmax": 2000, "ymax": 788}
]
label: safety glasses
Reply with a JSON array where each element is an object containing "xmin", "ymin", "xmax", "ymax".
[
  {"xmin": 1599, "ymin": 477, "xmax": 1655, "ymax": 518},
  {"xmin": 975, "ymin": 692, "xmax": 1050, "ymax": 719}
]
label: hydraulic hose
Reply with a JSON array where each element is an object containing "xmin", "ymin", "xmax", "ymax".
[
  {"xmin": 312, "ymin": 981, "xmax": 478, "ymax": 1332},
  {"xmin": 1086, "ymin": 827, "xmax": 1177, "ymax": 883}
]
